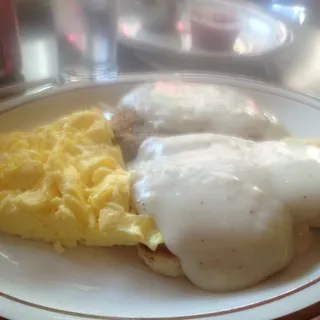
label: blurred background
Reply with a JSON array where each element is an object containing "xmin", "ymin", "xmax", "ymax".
[{"xmin": 0, "ymin": 0, "xmax": 318, "ymax": 98}]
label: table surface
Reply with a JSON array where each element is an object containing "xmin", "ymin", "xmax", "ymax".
[{"xmin": 1, "ymin": 0, "xmax": 320, "ymax": 319}]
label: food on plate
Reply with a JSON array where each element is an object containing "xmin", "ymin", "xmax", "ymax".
[
  {"xmin": 138, "ymin": 243, "xmax": 184, "ymax": 277},
  {"xmin": 112, "ymin": 109, "xmax": 156, "ymax": 162},
  {"xmin": 284, "ymin": 138, "xmax": 320, "ymax": 229},
  {"xmin": 0, "ymin": 109, "xmax": 161, "ymax": 251},
  {"xmin": 1, "ymin": 81, "xmax": 319, "ymax": 293},
  {"xmin": 114, "ymin": 82, "xmax": 289, "ymax": 161},
  {"xmin": 118, "ymin": 82, "xmax": 288, "ymax": 141},
  {"xmin": 138, "ymin": 222, "xmax": 313, "ymax": 280},
  {"xmin": 131, "ymin": 134, "xmax": 320, "ymax": 291}
]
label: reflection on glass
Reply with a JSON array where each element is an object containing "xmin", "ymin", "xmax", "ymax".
[
  {"xmin": 20, "ymin": 38, "xmax": 57, "ymax": 82},
  {"xmin": 270, "ymin": 3, "xmax": 306, "ymax": 24},
  {"xmin": 285, "ymin": 32, "xmax": 320, "ymax": 93},
  {"xmin": 51, "ymin": 0, "xmax": 118, "ymax": 83},
  {"xmin": 118, "ymin": 0, "xmax": 290, "ymax": 57},
  {"xmin": 118, "ymin": 19, "xmax": 142, "ymax": 38}
]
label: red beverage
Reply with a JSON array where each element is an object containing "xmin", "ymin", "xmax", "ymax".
[
  {"xmin": 190, "ymin": 3, "xmax": 241, "ymax": 51},
  {"xmin": 0, "ymin": 0, "xmax": 21, "ymax": 79}
]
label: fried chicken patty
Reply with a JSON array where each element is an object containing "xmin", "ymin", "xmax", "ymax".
[
  {"xmin": 111, "ymin": 114, "xmax": 320, "ymax": 280},
  {"xmin": 112, "ymin": 110, "xmax": 179, "ymax": 276},
  {"xmin": 111, "ymin": 110, "xmax": 156, "ymax": 162}
]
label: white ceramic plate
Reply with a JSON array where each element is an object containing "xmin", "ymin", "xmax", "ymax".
[{"xmin": 0, "ymin": 73, "xmax": 320, "ymax": 320}]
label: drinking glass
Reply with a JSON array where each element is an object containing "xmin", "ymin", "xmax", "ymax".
[{"xmin": 51, "ymin": 0, "xmax": 118, "ymax": 83}]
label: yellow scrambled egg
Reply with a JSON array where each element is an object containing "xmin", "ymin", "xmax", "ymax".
[{"xmin": 0, "ymin": 109, "xmax": 162, "ymax": 251}]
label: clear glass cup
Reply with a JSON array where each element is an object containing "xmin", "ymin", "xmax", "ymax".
[{"xmin": 51, "ymin": 0, "xmax": 118, "ymax": 83}]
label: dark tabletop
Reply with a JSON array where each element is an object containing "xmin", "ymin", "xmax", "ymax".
[{"xmin": 0, "ymin": 0, "xmax": 320, "ymax": 319}]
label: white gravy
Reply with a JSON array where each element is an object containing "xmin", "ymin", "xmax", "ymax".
[
  {"xmin": 132, "ymin": 134, "xmax": 318, "ymax": 291},
  {"xmin": 120, "ymin": 82, "xmax": 288, "ymax": 140}
]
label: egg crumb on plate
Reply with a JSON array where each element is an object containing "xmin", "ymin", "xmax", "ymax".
[{"xmin": 0, "ymin": 109, "xmax": 162, "ymax": 251}]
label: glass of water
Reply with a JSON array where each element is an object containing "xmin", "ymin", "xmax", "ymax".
[{"xmin": 51, "ymin": 0, "xmax": 118, "ymax": 83}]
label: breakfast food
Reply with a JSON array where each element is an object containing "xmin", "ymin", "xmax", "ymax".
[
  {"xmin": 1, "ymin": 81, "xmax": 319, "ymax": 294},
  {"xmin": 114, "ymin": 82, "xmax": 289, "ymax": 161},
  {"xmin": 118, "ymin": 82, "xmax": 288, "ymax": 140},
  {"xmin": 111, "ymin": 109, "xmax": 156, "ymax": 162},
  {"xmin": 0, "ymin": 110, "xmax": 161, "ymax": 251},
  {"xmin": 132, "ymin": 134, "xmax": 320, "ymax": 291},
  {"xmin": 137, "ymin": 222, "xmax": 313, "ymax": 281},
  {"xmin": 113, "ymin": 83, "xmax": 319, "ymax": 291},
  {"xmin": 284, "ymin": 138, "xmax": 320, "ymax": 229}
]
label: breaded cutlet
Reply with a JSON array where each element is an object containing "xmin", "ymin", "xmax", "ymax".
[
  {"xmin": 111, "ymin": 110, "xmax": 158, "ymax": 162},
  {"xmin": 137, "ymin": 138, "xmax": 320, "ymax": 279},
  {"xmin": 112, "ymin": 115, "xmax": 320, "ymax": 280},
  {"xmin": 111, "ymin": 110, "xmax": 147, "ymax": 162},
  {"xmin": 111, "ymin": 109, "xmax": 182, "ymax": 277}
]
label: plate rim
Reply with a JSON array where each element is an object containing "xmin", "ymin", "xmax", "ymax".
[
  {"xmin": 1, "ymin": 72, "xmax": 320, "ymax": 115},
  {"xmin": 0, "ymin": 72, "xmax": 320, "ymax": 320}
]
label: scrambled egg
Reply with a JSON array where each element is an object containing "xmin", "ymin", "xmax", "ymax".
[{"xmin": 0, "ymin": 109, "xmax": 162, "ymax": 251}]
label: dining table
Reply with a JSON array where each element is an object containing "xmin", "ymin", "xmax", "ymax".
[{"xmin": 1, "ymin": 0, "xmax": 320, "ymax": 319}]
